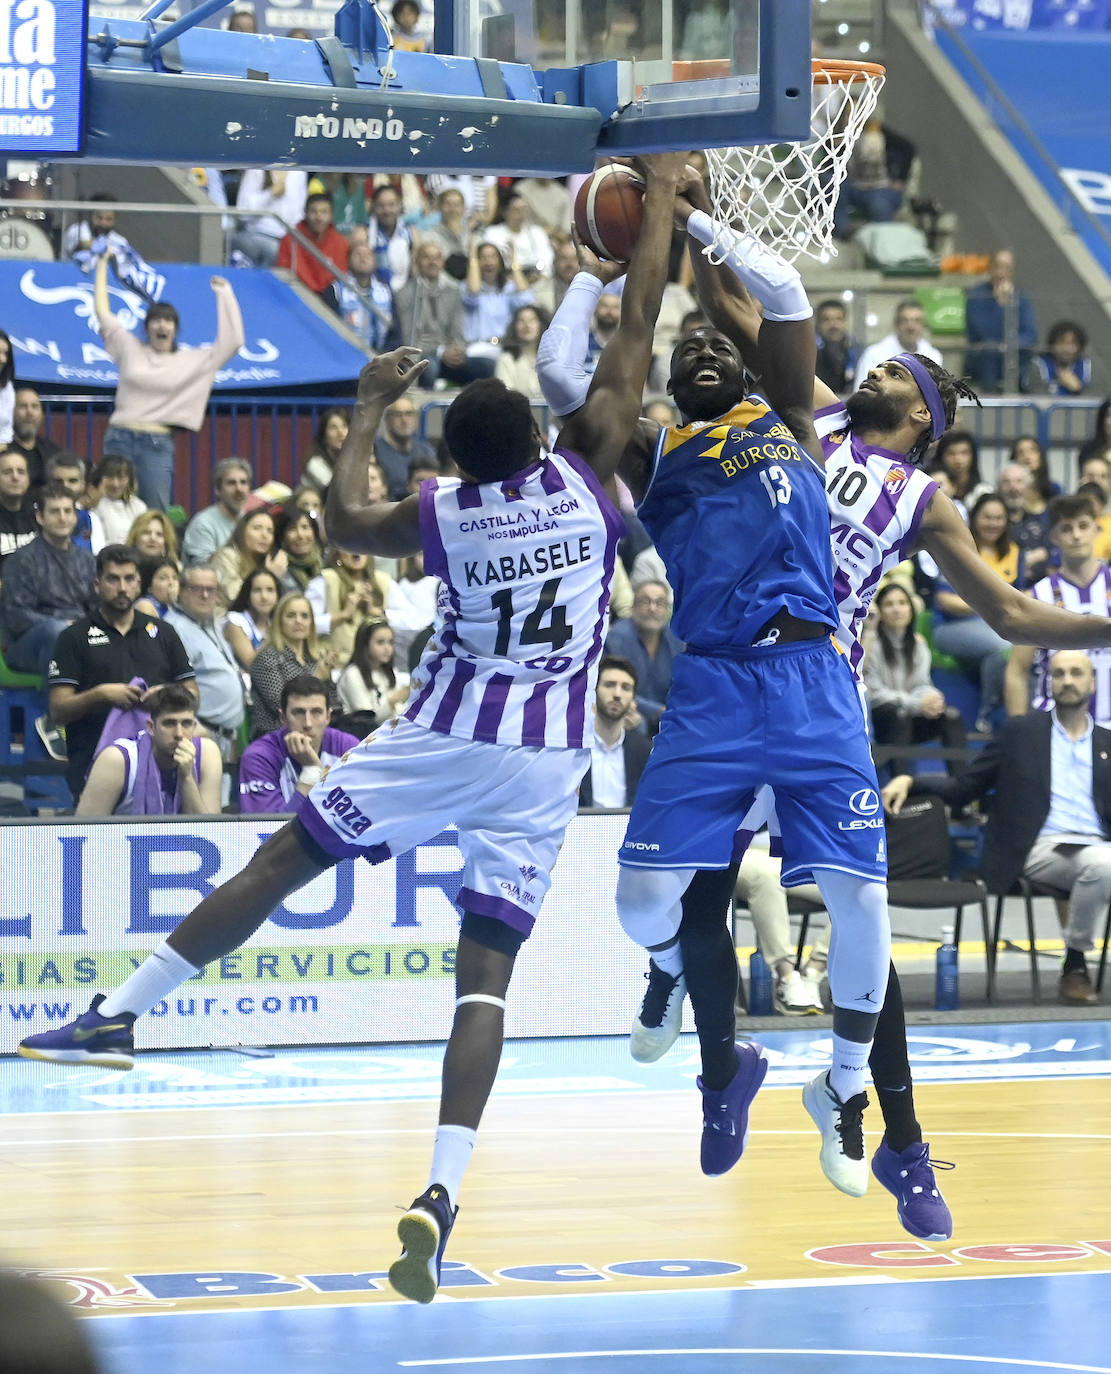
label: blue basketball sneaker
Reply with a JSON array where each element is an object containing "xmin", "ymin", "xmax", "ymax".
[
  {"xmin": 389, "ymin": 1184, "xmax": 458, "ymax": 1304},
  {"xmin": 697, "ymin": 1040, "xmax": 768, "ymax": 1176},
  {"xmin": 18, "ymin": 994, "xmax": 135, "ymax": 1071},
  {"xmin": 872, "ymin": 1139, "xmax": 955, "ymax": 1241}
]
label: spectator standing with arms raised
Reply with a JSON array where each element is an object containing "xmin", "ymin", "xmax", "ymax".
[{"xmin": 94, "ymin": 254, "xmax": 245, "ymax": 511}]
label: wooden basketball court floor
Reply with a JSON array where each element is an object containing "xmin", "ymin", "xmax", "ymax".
[{"xmin": 2, "ymin": 1021, "xmax": 1110, "ymax": 1373}]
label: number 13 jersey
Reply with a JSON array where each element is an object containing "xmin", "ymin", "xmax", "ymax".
[
  {"xmin": 816, "ymin": 401, "xmax": 939, "ymax": 680},
  {"xmin": 404, "ymin": 447, "xmax": 625, "ymax": 750},
  {"xmin": 636, "ymin": 395, "xmax": 838, "ymax": 648}
]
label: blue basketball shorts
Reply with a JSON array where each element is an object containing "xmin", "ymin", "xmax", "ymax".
[{"xmin": 618, "ymin": 638, "xmax": 886, "ymax": 884}]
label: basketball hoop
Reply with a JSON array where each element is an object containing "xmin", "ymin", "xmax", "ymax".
[{"xmin": 704, "ymin": 58, "xmax": 887, "ymax": 265}]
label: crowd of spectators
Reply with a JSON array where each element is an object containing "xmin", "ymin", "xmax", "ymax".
[{"xmin": 5, "ymin": 153, "xmax": 1111, "ymax": 1005}]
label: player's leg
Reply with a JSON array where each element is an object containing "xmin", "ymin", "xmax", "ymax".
[
  {"xmin": 675, "ymin": 861, "xmax": 768, "ymax": 1175},
  {"xmin": 870, "ymin": 962, "xmax": 955, "ymax": 1241},
  {"xmin": 18, "ymin": 821, "xmax": 334, "ymax": 1069},
  {"xmin": 389, "ymin": 916, "xmax": 522, "ymax": 1306},
  {"xmin": 390, "ymin": 740, "xmax": 586, "ymax": 1303},
  {"xmin": 617, "ymin": 655, "xmax": 765, "ymax": 1061},
  {"xmin": 19, "ymin": 723, "xmax": 457, "ymax": 1071},
  {"xmin": 766, "ymin": 642, "xmax": 891, "ymax": 1195}
]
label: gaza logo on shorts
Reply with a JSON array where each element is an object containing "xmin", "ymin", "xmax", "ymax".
[
  {"xmin": 839, "ymin": 788, "xmax": 883, "ymax": 832},
  {"xmin": 319, "ymin": 785, "xmax": 372, "ymax": 837}
]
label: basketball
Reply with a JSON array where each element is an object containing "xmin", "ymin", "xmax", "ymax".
[{"xmin": 573, "ymin": 163, "xmax": 647, "ymax": 264}]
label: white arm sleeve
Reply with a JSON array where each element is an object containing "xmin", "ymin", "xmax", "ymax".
[
  {"xmin": 687, "ymin": 210, "xmax": 812, "ymax": 324},
  {"xmin": 536, "ymin": 272, "xmax": 603, "ymax": 417}
]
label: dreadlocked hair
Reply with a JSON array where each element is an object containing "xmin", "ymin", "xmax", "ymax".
[{"xmin": 908, "ymin": 356, "xmax": 982, "ymax": 463}]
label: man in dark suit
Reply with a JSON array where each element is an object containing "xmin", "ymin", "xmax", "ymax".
[
  {"xmin": 579, "ymin": 654, "xmax": 653, "ymax": 809},
  {"xmin": 883, "ymin": 650, "xmax": 1111, "ymax": 1004}
]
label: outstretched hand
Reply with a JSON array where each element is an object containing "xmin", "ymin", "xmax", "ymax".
[
  {"xmin": 570, "ymin": 227, "xmax": 624, "ymax": 285},
  {"xmin": 356, "ymin": 348, "xmax": 429, "ymax": 406}
]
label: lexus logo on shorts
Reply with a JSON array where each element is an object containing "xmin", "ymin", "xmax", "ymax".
[{"xmin": 849, "ymin": 788, "xmax": 880, "ymax": 816}]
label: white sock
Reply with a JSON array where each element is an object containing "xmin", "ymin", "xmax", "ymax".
[
  {"xmin": 828, "ymin": 1034, "xmax": 871, "ymax": 1103},
  {"xmin": 99, "ymin": 941, "xmax": 200, "ymax": 1018},
  {"xmin": 649, "ymin": 936, "xmax": 684, "ymax": 979},
  {"xmin": 428, "ymin": 1125, "xmax": 477, "ymax": 1209}
]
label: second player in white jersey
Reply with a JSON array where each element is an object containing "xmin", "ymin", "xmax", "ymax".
[
  {"xmin": 405, "ymin": 447, "xmax": 624, "ymax": 749},
  {"xmin": 1027, "ymin": 567, "xmax": 1111, "ymax": 723},
  {"xmin": 815, "ymin": 401, "xmax": 939, "ymax": 680}
]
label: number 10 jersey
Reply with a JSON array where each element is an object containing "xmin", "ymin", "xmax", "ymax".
[
  {"xmin": 816, "ymin": 401, "xmax": 939, "ymax": 681},
  {"xmin": 403, "ymin": 447, "xmax": 625, "ymax": 750}
]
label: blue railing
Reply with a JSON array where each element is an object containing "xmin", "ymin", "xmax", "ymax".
[{"xmin": 41, "ymin": 392, "xmax": 1097, "ymax": 510}]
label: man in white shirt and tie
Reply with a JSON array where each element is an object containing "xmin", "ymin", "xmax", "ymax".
[{"xmin": 579, "ymin": 655, "xmax": 653, "ymax": 809}]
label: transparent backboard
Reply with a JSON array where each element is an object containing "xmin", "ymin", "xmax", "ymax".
[{"xmin": 448, "ymin": 0, "xmax": 813, "ymax": 151}]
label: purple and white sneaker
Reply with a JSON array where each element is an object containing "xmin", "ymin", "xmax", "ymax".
[
  {"xmin": 697, "ymin": 1041, "xmax": 768, "ymax": 1176},
  {"xmin": 872, "ymin": 1138, "xmax": 955, "ymax": 1241}
]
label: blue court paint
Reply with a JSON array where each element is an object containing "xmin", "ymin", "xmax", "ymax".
[
  {"xmin": 84, "ymin": 1273, "xmax": 1111, "ymax": 1374},
  {"xmin": 1, "ymin": 1022, "xmax": 1109, "ymax": 1116}
]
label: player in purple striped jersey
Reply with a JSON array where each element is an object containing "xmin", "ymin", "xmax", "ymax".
[
  {"xmin": 1005, "ymin": 494, "xmax": 1111, "ymax": 726},
  {"xmin": 17, "ymin": 152, "xmax": 696, "ymax": 1305}
]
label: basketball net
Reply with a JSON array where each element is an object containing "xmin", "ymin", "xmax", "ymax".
[{"xmin": 704, "ymin": 59, "xmax": 887, "ymax": 265}]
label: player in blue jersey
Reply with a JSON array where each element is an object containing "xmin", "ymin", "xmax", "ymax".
[{"xmin": 555, "ymin": 204, "xmax": 893, "ymax": 1193}]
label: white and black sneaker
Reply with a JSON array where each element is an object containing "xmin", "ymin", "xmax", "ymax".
[
  {"xmin": 802, "ymin": 1069, "xmax": 869, "ymax": 1197},
  {"xmin": 630, "ymin": 960, "xmax": 686, "ymax": 1063}
]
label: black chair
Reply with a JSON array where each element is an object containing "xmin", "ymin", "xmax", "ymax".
[
  {"xmin": 990, "ymin": 880, "xmax": 1111, "ymax": 1002},
  {"xmin": 883, "ymin": 795, "xmax": 993, "ymax": 1000}
]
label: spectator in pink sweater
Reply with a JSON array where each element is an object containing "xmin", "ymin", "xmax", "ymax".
[{"xmin": 94, "ymin": 252, "xmax": 245, "ymax": 513}]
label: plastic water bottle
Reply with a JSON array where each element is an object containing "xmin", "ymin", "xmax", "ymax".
[
  {"xmin": 748, "ymin": 949, "xmax": 773, "ymax": 1016},
  {"xmin": 935, "ymin": 925, "xmax": 959, "ymax": 1011}
]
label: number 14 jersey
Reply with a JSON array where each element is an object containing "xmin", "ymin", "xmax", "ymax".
[
  {"xmin": 816, "ymin": 402, "xmax": 939, "ymax": 680},
  {"xmin": 404, "ymin": 448, "xmax": 625, "ymax": 750}
]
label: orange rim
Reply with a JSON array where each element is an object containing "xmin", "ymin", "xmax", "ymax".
[{"xmin": 812, "ymin": 58, "xmax": 887, "ymax": 84}]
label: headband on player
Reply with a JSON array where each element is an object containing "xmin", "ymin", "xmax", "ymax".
[{"xmin": 893, "ymin": 352, "xmax": 946, "ymax": 442}]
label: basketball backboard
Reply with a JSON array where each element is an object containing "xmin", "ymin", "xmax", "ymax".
[
  {"xmin": 444, "ymin": 0, "xmax": 814, "ymax": 154},
  {"xmin": 6, "ymin": 0, "xmax": 810, "ymax": 171}
]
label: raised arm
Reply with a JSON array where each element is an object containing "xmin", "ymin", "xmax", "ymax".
[
  {"xmin": 556, "ymin": 154, "xmax": 689, "ymax": 490},
  {"xmin": 679, "ymin": 200, "xmax": 820, "ymax": 460},
  {"xmin": 535, "ymin": 234, "xmax": 623, "ymax": 421},
  {"xmin": 325, "ymin": 349, "xmax": 426, "ymax": 557},
  {"xmin": 920, "ymin": 492, "xmax": 1111, "ymax": 648},
  {"xmin": 210, "ymin": 277, "xmax": 246, "ymax": 367},
  {"xmin": 93, "ymin": 252, "xmax": 113, "ymax": 332},
  {"xmin": 683, "ymin": 188, "xmax": 839, "ymax": 417}
]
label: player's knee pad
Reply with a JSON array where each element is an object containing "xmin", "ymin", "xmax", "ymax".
[{"xmin": 615, "ymin": 865, "xmax": 691, "ymax": 949}]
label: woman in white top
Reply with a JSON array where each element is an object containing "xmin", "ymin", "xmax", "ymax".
[
  {"xmin": 210, "ymin": 507, "xmax": 289, "ymax": 612},
  {"xmin": 232, "ymin": 168, "xmax": 309, "ymax": 268},
  {"xmin": 494, "ymin": 304, "xmax": 549, "ymax": 399},
  {"xmin": 386, "ymin": 552, "xmax": 440, "ymax": 672},
  {"xmin": 337, "ymin": 620, "xmax": 411, "ymax": 722},
  {"xmin": 88, "ymin": 454, "xmax": 147, "ymax": 549},
  {"xmin": 223, "ymin": 567, "xmax": 282, "ymax": 673}
]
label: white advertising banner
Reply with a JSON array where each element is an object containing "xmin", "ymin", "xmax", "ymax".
[{"xmin": 0, "ymin": 814, "xmax": 666, "ymax": 1053}]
